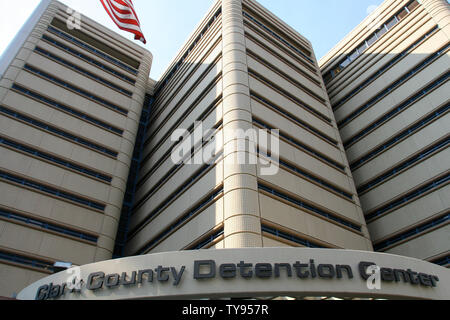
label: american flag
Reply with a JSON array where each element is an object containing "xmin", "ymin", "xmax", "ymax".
[{"xmin": 100, "ymin": 0, "xmax": 147, "ymax": 44}]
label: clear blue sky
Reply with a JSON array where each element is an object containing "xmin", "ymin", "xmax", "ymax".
[{"xmin": 0, "ymin": 0, "xmax": 385, "ymax": 79}]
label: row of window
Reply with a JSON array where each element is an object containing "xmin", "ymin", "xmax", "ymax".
[
  {"xmin": 349, "ymin": 101, "xmax": 449, "ymax": 171},
  {"xmin": 154, "ymin": 8, "xmax": 222, "ymax": 97},
  {"xmin": 431, "ymin": 255, "xmax": 450, "ymax": 267},
  {"xmin": 42, "ymin": 35, "xmax": 136, "ymax": 84},
  {"xmin": 253, "ymin": 118, "xmax": 346, "ymax": 171},
  {"xmin": 262, "ymin": 224, "xmax": 326, "ymax": 249},
  {"xmin": 276, "ymin": 158, "xmax": 353, "ymax": 200},
  {"xmin": 357, "ymin": 138, "xmax": 449, "ymax": 194},
  {"xmin": 0, "ymin": 136, "xmax": 112, "ymax": 183},
  {"xmin": 135, "ymin": 188, "xmax": 224, "ymax": 255},
  {"xmin": 186, "ymin": 228, "xmax": 225, "ymax": 251},
  {"xmin": 48, "ymin": 26, "xmax": 138, "ymax": 75},
  {"xmin": 323, "ymin": 0, "xmax": 419, "ymax": 83},
  {"xmin": 331, "ymin": 25, "xmax": 438, "ymax": 111},
  {"xmin": 248, "ymin": 50, "xmax": 326, "ymax": 105},
  {"xmin": 0, "ymin": 105, "xmax": 118, "ymax": 158},
  {"xmin": 338, "ymin": 43, "xmax": 450, "ymax": 129},
  {"xmin": 129, "ymin": 163, "xmax": 215, "ymax": 238},
  {"xmin": 0, "ymin": 208, "xmax": 98, "ymax": 243},
  {"xmin": 0, "ymin": 170, "xmax": 106, "ymax": 211},
  {"xmin": 24, "ymin": 64, "xmax": 129, "ymax": 116},
  {"xmin": 251, "ymin": 92, "xmax": 338, "ymax": 146},
  {"xmin": 374, "ymin": 213, "xmax": 449, "ymax": 251},
  {"xmin": 34, "ymin": 47, "xmax": 132, "ymax": 96},
  {"xmin": 258, "ymin": 183, "xmax": 362, "ymax": 232},
  {"xmin": 242, "ymin": 11, "xmax": 314, "ymax": 66},
  {"xmin": 12, "ymin": 84, "xmax": 124, "ymax": 136},
  {"xmin": 248, "ymin": 69, "xmax": 332, "ymax": 124},
  {"xmin": 114, "ymin": 95, "xmax": 154, "ymax": 258},
  {"xmin": 0, "ymin": 250, "xmax": 55, "ymax": 272},
  {"xmin": 365, "ymin": 173, "xmax": 450, "ymax": 222}
]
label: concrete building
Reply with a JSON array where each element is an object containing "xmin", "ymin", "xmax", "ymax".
[
  {"xmin": 0, "ymin": 0, "xmax": 152, "ymax": 297},
  {"xmin": 1, "ymin": 0, "xmax": 449, "ymax": 300},
  {"xmin": 320, "ymin": 0, "xmax": 449, "ymax": 267}
]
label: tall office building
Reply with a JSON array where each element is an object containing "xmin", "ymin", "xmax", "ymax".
[
  {"xmin": 320, "ymin": 0, "xmax": 449, "ymax": 267},
  {"xmin": 122, "ymin": 0, "xmax": 372, "ymax": 257},
  {"xmin": 0, "ymin": 0, "xmax": 152, "ymax": 296}
]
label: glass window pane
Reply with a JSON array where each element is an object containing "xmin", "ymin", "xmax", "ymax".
[
  {"xmin": 397, "ymin": 9, "xmax": 408, "ymax": 20},
  {"xmin": 340, "ymin": 57, "xmax": 351, "ymax": 68},
  {"xmin": 358, "ymin": 42, "xmax": 368, "ymax": 54},
  {"xmin": 376, "ymin": 26, "xmax": 387, "ymax": 38},
  {"xmin": 349, "ymin": 50, "xmax": 359, "ymax": 61},
  {"xmin": 408, "ymin": 1, "xmax": 419, "ymax": 12},
  {"xmin": 386, "ymin": 17, "xmax": 398, "ymax": 30},
  {"xmin": 367, "ymin": 33, "xmax": 378, "ymax": 46}
]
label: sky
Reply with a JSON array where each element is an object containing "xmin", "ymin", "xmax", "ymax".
[{"xmin": 0, "ymin": 0, "xmax": 385, "ymax": 80}]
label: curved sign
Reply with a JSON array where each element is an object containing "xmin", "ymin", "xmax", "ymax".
[{"xmin": 17, "ymin": 248, "xmax": 450, "ymax": 300}]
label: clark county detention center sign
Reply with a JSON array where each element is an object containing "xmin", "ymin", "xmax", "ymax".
[{"xmin": 17, "ymin": 248, "xmax": 450, "ymax": 300}]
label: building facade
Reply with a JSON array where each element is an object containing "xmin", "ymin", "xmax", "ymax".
[
  {"xmin": 320, "ymin": 0, "xmax": 449, "ymax": 267},
  {"xmin": 0, "ymin": 0, "xmax": 448, "ymax": 299},
  {"xmin": 0, "ymin": 0, "xmax": 152, "ymax": 297}
]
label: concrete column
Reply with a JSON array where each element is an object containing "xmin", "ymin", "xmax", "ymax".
[
  {"xmin": 419, "ymin": 0, "xmax": 450, "ymax": 39},
  {"xmin": 221, "ymin": 0, "xmax": 263, "ymax": 248}
]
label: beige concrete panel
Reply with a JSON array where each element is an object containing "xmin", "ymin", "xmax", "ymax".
[
  {"xmin": 67, "ymin": 143, "xmax": 117, "ymax": 176},
  {"xmin": 0, "ymin": 115, "xmax": 44, "ymax": 149},
  {"xmin": 0, "ymin": 263, "xmax": 48, "ymax": 298},
  {"xmin": 262, "ymin": 236, "xmax": 293, "ymax": 248},
  {"xmin": 126, "ymin": 185, "xmax": 223, "ymax": 255},
  {"xmin": 27, "ymin": 52, "xmax": 131, "ymax": 107},
  {"xmin": 360, "ymin": 149, "xmax": 450, "ymax": 212},
  {"xmin": 247, "ymin": 56, "xmax": 329, "ymax": 119},
  {"xmin": 210, "ymin": 240, "xmax": 225, "ymax": 249},
  {"xmin": 249, "ymin": 77, "xmax": 337, "ymax": 139},
  {"xmin": 245, "ymin": 37, "xmax": 323, "ymax": 98},
  {"xmin": 36, "ymin": 39, "xmax": 136, "ymax": 92},
  {"xmin": 224, "ymin": 173, "xmax": 258, "ymax": 194},
  {"xmin": 224, "ymin": 214, "xmax": 261, "ymax": 235},
  {"xmin": 223, "ymin": 232, "xmax": 264, "ymax": 248},
  {"xmin": 141, "ymin": 79, "xmax": 222, "ymax": 167},
  {"xmin": 259, "ymin": 194, "xmax": 371, "ymax": 250},
  {"xmin": 368, "ymin": 185, "xmax": 450, "ymax": 242},
  {"xmin": 260, "ymin": 167, "xmax": 362, "ymax": 224},
  {"xmin": 150, "ymin": 199, "xmax": 224, "ymax": 254},
  {"xmin": 421, "ymin": 0, "xmax": 450, "ymax": 39},
  {"xmin": 0, "ymin": 146, "xmax": 34, "ymax": 175},
  {"xmin": 384, "ymin": 225, "xmax": 450, "ymax": 261},
  {"xmin": 346, "ymin": 82, "xmax": 450, "ymax": 163},
  {"xmin": 130, "ymin": 162, "xmax": 223, "ymax": 233},
  {"xmin": 353, "ymin": 114, "xmax": 449, "ymax": 186},
  {"xmin": 14, "ymin": 71, "xmax": 127, "ymax": 129},
  {"xmin": 252, "ymin": 99, "xmax": 342, "ymax": 163},
  {"xmin": 340, "ymin": 54, "xmax": 449, "ymax": 140}
]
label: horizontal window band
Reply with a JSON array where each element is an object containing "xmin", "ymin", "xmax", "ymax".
[
  {"xmin": 249, "ymin": 69, "xmax": 332, "ymax": 124},
  {"xmin": 34, "ymin": 47, "xmax": 133, "ymax": 96},
  {"xmin": 185, "ymin": 228, "xmax": 225, "ymax": 250},
  {"xmin": 42, "ymin": 35, "xmax": 136, "ymax": 84},
  {"xmin": 430, "ymin": 255, "xmax": 450, "ymax": 267},
  {"xmin": 331, "ymin": 25, "xmax": 439, "ymax": 111},
  {"xmin": 138, "ymin": 100, "xmax": 223, "ymax": 190},
  {"xmin": 324, "ymin": 0, "xmax": 420, "ymax": 84},
  {"xmin": 0, "ymin": 136, "xmax": 112, "ymax": 183},
  {"xmin": 350, "ymin": 102, "xmax": 450, "ymax": 171},
  {"xmin": 0, "ymin": 208, "xmax": 98, "ymax": 243},
  {"xmin": 251, "ymin": 92, "xmax": 338, "ymax": 146},
  {"xmin": 154, "ymin": 8, "xmax": 222, "ymax": 97},
  {"xmin": 247, "ymin": 50, "xmax": 326, "ymax": 105},
  {"xmin": 0, "ymin": 170, "xmax": 105, "ymax": 211},
  {"xmin": 0, "ymin": 105, "xmax": 118, "ymax": 158},
  {"xmin": 242, "ymin": 11, "xmax": 314, "ymax": 65},
  {"xmin": 134, "ymin": 188, "xmax": 224, "ymax": 255},
  {"xmin": 374, "ymin": 213, "xmax": 449, "ymax": 252},
  {"xmin": 129, "ymin": 163, "xmax": 218, "ymax": 238},
  {"xmin": 357, "ymin": 138, "xmax": 449, "ymax": 194},
  {"xmin": 258, "ymin": 183, "xmax": 362, "ymax": 232},
  {"xmin": 245, "ymin": 31, "xmax": 321, "ymax": 86},
  {"xmin": 12, "ymin": 84, "xmax": 124, "ymax": 135},
  {"xmin": 365, "ymin": 173, "xmax": 450, "ymax": 222},
  {"xmin": 47, "ymin": 25, "xmax": 138, "ymax": 75},
  {"xmin": 253, "ymin": 118, "xmax": 346, "ymax": 171},
  {"xmin": 262, "ymin": 224, "xmax": 327, "ymax": 249},
  {"xmin": 338, "ymin": 43, "xmax": 450, "ymax": 129},
  {"xmin": 0, "ymin": 250, "xmax": 55, "ymax": 273},
  {"xmin": 24, "ymin": 64, "xmax": 129, "ymax": 116},
  {"xmin": 275, "ymin": 157, "xmax": 353, "ymax": 200}
]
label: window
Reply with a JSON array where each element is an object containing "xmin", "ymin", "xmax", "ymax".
[
  {"xmin": 340, "ymin": 57, "xmax": 351, "ymax": 68},
  {"xmin": 385, "ymin": 17, "xmax": 398, "ymax": 30},
  {"xmin": 349, "ymin": 50, "xmax": 359, "ymax": 61},
  {"xmin": 358, "ymin": 42, "xmax": 368, "ymax": 54},
  {"xmin": 397, "ymin": 9, "xmax": 408, "ymax": 20},
  {"xmin": 376, "ymin": 25, "xmax": 388, "ymax": 38},
  {"xmin": 366, "ymin": 33, "xmax": 378, "ymax": 46},
  {"xmin": 407, "ymin": 1, "xmax": 419, "ymax": 12}
]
